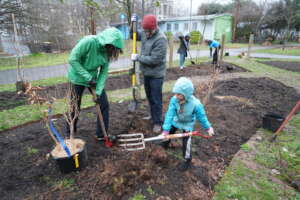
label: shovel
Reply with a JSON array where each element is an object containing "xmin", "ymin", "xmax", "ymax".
[
  {"xmin": 90, "ymin": 89, "xmax": 114, "ymax": 148},
  {"xmin": 270, "ymin": 101, "xmax": 300, "ymax": 142},
  {"xmin": 182, "ymin": 38, "xmax": 195, "ymax": 65},
  {"xmin": 187, "ymin": 50, "xmax": 196, "ymax": 65},
  {"xmin": 117, "ymin": 131, "xmax": 211, "ymax": 151},
  {"xmin": 128, "ymin": 14, "xmax": 139, "ymax": 113}
]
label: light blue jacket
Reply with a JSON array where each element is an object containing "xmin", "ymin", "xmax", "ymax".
[
  {"xmin": 162, "ymin": 77, "xmax": 211, "ymax": 132},
  {"xmin": 209, "ymin": 40, "xmax": 220, "ymax": 48}
]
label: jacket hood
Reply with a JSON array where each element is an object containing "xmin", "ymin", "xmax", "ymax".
[
  {"xmin": 172, "ymin": 77, "xmax": 194, "ymax": 100},
  {"xmin": 96, "ymin": 27, "xmax": 124, "ymax": 49}
]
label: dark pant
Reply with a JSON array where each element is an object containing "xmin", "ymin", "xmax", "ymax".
[
  {"xmin": 212, "ymin": 46, "xmax": 221, "ymax": 64},
  {"xmin": 162, "ymin": 126, "xmax": 192, "ymax": 161},
  {"xmin": 144, "ymin": 76, "xmax": 164, "ymax": 125},
  {"xmin": 66, "ymin": 83, "xmax": 109, "ymax": 138}
]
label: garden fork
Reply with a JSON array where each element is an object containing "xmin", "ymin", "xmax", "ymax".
[{"xmin": 117, "ymin": 131, "xmax": 211, "ymax": 151}]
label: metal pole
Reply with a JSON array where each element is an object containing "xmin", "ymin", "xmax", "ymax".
[
  {"xmin": 90, "ymin": 7, "xmax": 96, "ymax": 35},
  {"xmin": 220, "ymin": 34, "xmax": 225, "ymax": 62},
  {"xmin": 189, "ymin": 0, "xmax": 192, "ymax": 32},
  {"xmin": 168, "ymin": 35, "xmax": 174, "ymax": 68},
  {"xmin": 247, "ymin": 34, "xmax": 254, "ymax": 58},
  {"xmin": 142, "ymin": 0, "xmax": 145, "ymax": 19}
]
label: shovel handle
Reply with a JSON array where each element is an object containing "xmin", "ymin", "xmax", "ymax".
[
  {"xmin": 144, "ymin": 131, "xmax": 211, "ymax": 142},
  {"xmin": 90, "ymin": 89, "xmax": 113, "ymax": 147},
  {"xmin": 271, "ymin": 101, "xmax": 300, "ymax": 142}
]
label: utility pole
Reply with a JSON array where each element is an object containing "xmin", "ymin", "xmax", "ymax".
[
  {"xmin": 247, "ymin": 34, "xmax": 254, "ymax": 58},
  {"xmin": 142, "ymin": 0, "xmax": 145, "ymax": 19},
  {"xmin": 232, "ymin": 0, "xmax": 240, "ymax": 42},
  {"xmin": 90, "ymin": 7, "xmax": 96, "ymax": 35}
]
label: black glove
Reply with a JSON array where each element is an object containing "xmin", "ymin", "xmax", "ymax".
[{"xmin": 88, "ymin": 80, "xmax": 97, "ymax": 88}]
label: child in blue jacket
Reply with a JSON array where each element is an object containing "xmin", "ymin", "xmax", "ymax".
[
  {"xmin": 205, "ymin": 39, "xmax": 221, "ymax": 65},
  {"xmin": 161, "ymin": 77, "xmax": 214, "ymax": 171}
]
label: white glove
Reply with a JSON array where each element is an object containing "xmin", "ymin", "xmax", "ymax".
[
  {"xmin": 131, "ymin": 14, "xmax": 137, "ymax": 22},
  {"xmin": 131, "ymin": 53, "xmax": 138, "ymax": 61},
  {"xmin": 207, "ymin": 127, "xmax": 215, "ymax": 136}
]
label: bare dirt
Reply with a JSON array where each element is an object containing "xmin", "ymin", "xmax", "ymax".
[
  {"xmin": 1, "ymin": 75, "xmax": 299, "ymax": 199},
  {"xmin": 0, "ymin": 62, "xmax": 245, "ymax": 111},
  {"xmin": 259, "ymin": 61, "xmax": 300, "ymax": 73}
]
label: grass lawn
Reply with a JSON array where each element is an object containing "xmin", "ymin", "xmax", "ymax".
[
  {"xmin": 254, "ymin": 57, "xmax": 300, "ymax": 62},
  {"xmin": 0, "ymin": 52, "xmax": 70, "ymax": 71},
  {"xmin": 255, "ymin": 47, "xmax": 300, "ymax": 56},
  {"xmin": 225, "ymin": 57, "xmax": 300, "ymax": 89},
  {"xmin": 0, "ymin": 76, "xmax": 68, "ymax": 92},
  {"xmin": 213, "ymin": 115, "xmax": 300, "ymax": 200}
]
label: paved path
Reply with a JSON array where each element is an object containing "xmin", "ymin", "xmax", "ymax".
[{"xmin": 1, "ymin": 44, "xmax": 300, "ymax": 84}]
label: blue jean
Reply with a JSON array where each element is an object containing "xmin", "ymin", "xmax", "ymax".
[
  {"xmin": 144, "ymin": 76, "xmax": 164, "ymax": 125},
  {"xmin": 179, "ymin": 53, "xmax": 186, "ymax": 67}
]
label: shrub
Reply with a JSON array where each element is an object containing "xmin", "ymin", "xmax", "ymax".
[
  {"xmin": 190, "ymin": 31, "xmax": 202, "ymax": 44},
  {"xmin": 164, "ymin": 31, "xmax": 173, "ymax": 42}
]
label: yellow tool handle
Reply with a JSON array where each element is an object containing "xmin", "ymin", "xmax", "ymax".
[
  {"xmin": 132, "ymin": 74, "xmax": 136, "ymax": 85},
  {"xmin": 133, "ymin": 32, "xmax": 137, "ymax": 54},
  {"xmin": 74, "ymin": 153, "xmax": 79, "ymax": 168}
]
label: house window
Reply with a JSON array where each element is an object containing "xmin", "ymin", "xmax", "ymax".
[
  {"xmin": 193, "ymin": 22, "xmax": 197, "ymax": 30},
  {"xmin": 167, "ymin": 23, "xmax": 171, "ymax": 31},
  {"xmin": 174, "ymin": 23, "xmax": 179, "ymax": 31},
  {"xmin": 184, "ymin": 23, "xmax": 189, "ymax": 30}
]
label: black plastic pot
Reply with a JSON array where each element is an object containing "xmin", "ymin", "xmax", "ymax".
[
  {"xmin": 262, "ymin": 113, "xmax": 284, "ymax": 132},
  {"xmin": 52, "ymin": 141, "xmax": 88, "ymax": 174}
]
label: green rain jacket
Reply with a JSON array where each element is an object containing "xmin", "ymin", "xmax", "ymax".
[{"xmin": 68, "ymin": 27, "xmax": 124, "ymax": 95}]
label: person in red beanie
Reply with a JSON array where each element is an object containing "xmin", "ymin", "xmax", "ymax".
[{"xmin": 131, "ymin": 14, "xmax": 168, "ymax": 134}]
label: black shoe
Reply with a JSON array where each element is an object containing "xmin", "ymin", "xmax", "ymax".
[{"xmin": 178, "ymin": 160, "xmax": 191, "ymax": 171}]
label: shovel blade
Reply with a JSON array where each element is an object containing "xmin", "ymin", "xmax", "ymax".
[{"xmin": 128, "ymin": 101, "xmax": 138, "ymax": 113}]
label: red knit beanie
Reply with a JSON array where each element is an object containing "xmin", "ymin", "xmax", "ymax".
[{"xmin": 142, "ymin": 15, "xmax": 157, "ymax": 30}]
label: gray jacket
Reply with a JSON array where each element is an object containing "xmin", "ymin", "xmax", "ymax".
[{"xmin": 136, "ymin": 29, "xmax": 167, "ymax": 78}]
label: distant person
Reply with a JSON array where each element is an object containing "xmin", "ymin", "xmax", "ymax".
[
  {"xmin": 160, "ymin": 77, "xmax": 214, "ymax": 171},
  {"xmin": 67, "ymin": 27, "xmax": 124, "ymax": 142},
  {"xmin": 205, "ymin": 39, "xmax": 221, "ymax": 66},
  {"xmin": 177, "ymin": 34, "xmax": 189, "ymax": 69},
  {"xmin": 131, "ymin": 14, "xmax": 168, "ymax": 134}
]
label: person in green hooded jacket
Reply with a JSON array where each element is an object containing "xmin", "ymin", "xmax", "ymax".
[{"xmin": 66, "ymin": 27, "xmax": 124, "ymax": 141}]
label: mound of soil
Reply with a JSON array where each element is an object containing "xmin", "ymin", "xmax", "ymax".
[
  {"xmin": 259, "ymin": 61, "xmax": 300, "ymax": 73},
  {"xmin": 0, "ymin": 62, "xmax": 245, "ymax": 111},
  {"xmin": 0, "ymin": 77, "xmax": 299, "ymax": 200},
  {"xmin": 51, "ymin": 138, "xmax": 85, "ymax": 158}
]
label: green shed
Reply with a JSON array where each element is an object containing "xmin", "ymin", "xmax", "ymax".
[{"xmin": 213, "ymin": 15, "xmax": 232, "ymax": 42}]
